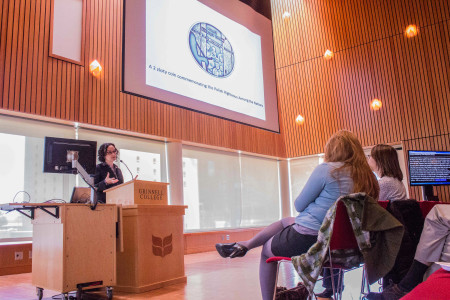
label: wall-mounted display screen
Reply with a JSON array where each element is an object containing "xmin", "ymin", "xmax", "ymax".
[
  {"xmin": 408, "ymin": 150, "xmax": 450, "ymax": 186},
  {"xmin": 123, "ymin": 0, "xmax": 279, "ymax": 132},
  {"xmin": 43, "ymin": 137, "xmax": 97, "ymax": 175}
]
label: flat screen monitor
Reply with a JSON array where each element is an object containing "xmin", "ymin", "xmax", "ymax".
[
  {"xmin": 123, "ymin": 0, "xmax": 279, "ymax": 132},
  {"xmin": 70, "ymin": 187, "xmax": 92, "ymax": 203},
  {"xmin": 43, "ymin": 137, "xmax": 97, "ymax": 175},
  {"xmin": 408, "ymin": 150, "xmax": 450, "ymax": 186}
]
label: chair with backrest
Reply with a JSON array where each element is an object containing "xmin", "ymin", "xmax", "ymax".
[
  {"xmin": 378, "ymin": 200, "xmax": 450, "ymax": 289},
  {"xmin": 418, "ymin": 201, "xmax": 450, "ymax": 218},
  {"xmin": 380, "ymin": 200, "xmax": 449, "ymax": 219},
  {"xmin": 266, "ymin": 200, "xmax": 369, "ymax": 300},
  {"xmin": 378, "ymin": 200, "xmax": 389, "ymax": 210}
]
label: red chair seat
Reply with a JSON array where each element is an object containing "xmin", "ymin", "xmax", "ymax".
[
  {"xmin": 266, "ymin": 256, "xmax": 291, "ymax": 263},
  {"xmin": 401, "ymin": 268, "xmax": 450, "ymax": 300},
  {"xmin": 417, "ymin": 201, "xmax": 450, "ymax": 218}
]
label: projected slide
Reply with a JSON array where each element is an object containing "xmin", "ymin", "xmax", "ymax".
[{"xmin": 145, "ymin": 0, "xmax": 266, "ymax": 120}]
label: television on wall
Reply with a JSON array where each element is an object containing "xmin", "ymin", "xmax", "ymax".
[
  {"xmin": 122, "ymin": 0, "xmax": 279, "ymax": 132},
  {"xmin": 43, "ymin": 137, "xmax": 97, "ymax": 175},
  {"xmin": 408, "ymin": 150, "xmax": 450, "ymax": 200}
]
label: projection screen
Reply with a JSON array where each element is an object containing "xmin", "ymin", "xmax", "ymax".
[{"xmin": 123, "ymin": 0, "xmax": 279, "ymax": 132}]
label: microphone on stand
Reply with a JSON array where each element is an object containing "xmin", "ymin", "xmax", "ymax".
[{"xmin": 120, "ymin": 159, "xmax": 134, "ymax": 180}]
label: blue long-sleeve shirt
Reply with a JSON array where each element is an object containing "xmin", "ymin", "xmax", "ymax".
[{"xmin": 295, "ymin": 162, "xmax": 353, "ymax": 232}]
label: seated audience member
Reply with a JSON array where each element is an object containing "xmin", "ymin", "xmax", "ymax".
[
  {"xmin": 368, "ymin": 144, "xmax": 407, "ymax": 201},
  {"xmin": 319, "ymin": 144, "xmax": 407, "ymax": 299},
  {"xmin": 367, "ymin": 204, "xmax": 450, "ymax": 300},
  {"xmin": 215, "ymin": 130, "xmax": 379, "ymax": 300}
]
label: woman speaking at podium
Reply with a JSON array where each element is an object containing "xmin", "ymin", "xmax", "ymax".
[{"xmin": 94, "ymin": 143, "xmax": 124, "ymax": 203}]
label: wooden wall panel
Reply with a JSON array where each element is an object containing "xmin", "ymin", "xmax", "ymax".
[
  {"xmin": 184, "ymin": 228, "xmax": 262, "ymax": 255},
  {"xmin": 403, "ymin": 134, "xmax": 450, "ymax": 202},
  {"xmin": 0, "ymin": 0, "xmax": 285, "ymax": 158},
  {"xmin": 1, "ymin": 0, "xmax": 448, "ymax": 160},
  {"xmin": 0, "ymin": 243, "xmax": 32, "ymax": 276},
  {"xmin": 273, "ymin": 0, "xmax": 450, "ymax": 157},
  {"xmin": 273, "ymin": 0, "xmax": 449, "ymax": 68}
]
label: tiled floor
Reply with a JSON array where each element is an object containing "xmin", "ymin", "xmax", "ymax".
[{"xmin": 0, "ymin": 249, "xmax": 379, "ymax": 299}]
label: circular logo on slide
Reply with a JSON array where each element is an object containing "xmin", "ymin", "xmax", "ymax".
[{"xmin": 188, "ymin": 23, "xmax": 235, "ymax": 78}]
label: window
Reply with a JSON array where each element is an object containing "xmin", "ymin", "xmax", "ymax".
[
  {"xmin": 0, "ymin": 116, "xmax": 168, "ymax": 241},
  {"xmin": 119, "ymin": 149, "xmax": 161, "ymax": 182},
  {"xmin": 182, "ymin": 146, "xmax": 280, "ymax": 231},
  {"xmin": 0, "ymin": 116, "xmax": 76, "ymax": 241},
  {"xmin": 77, "ymin": 128, "xmax": 167, "ymax": 184},
  {"xmin": 0, "ymin": 115, "xmax": 282, "ymax": 239},
  {"xmin": 288, "ymin": 155, "xmax": 323, "ymax": 216},
  {"xmin": 182, "ymin": 146, "xmax": 241, "ymax": 230},
  {"xmin": 240, "ymin": 155, "xmax": 280, "ymax": 226}
]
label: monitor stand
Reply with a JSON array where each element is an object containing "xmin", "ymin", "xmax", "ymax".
[
  {"xmin": 71, "ymin": 160, "xmax": 98, "ymax": 209},
  {"xmin": 421, "ymin": 185, "xmax": 439, "ymax": 201}
]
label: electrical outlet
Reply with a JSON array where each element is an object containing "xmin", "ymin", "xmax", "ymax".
[
  {"xmin": 15, "ymin": 251, "xmax": 23, "ymax": 260},
  {"xmin": 29, "ymin": 250, "xmax": 32, "ymax": 259},
  {"xmin": 226, "ymin": 234, "xmax": 230, "ymax": 240}
]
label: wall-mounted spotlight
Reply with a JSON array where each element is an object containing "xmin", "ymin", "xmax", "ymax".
[
  {"xmin": 370, "ymin": 99, "xmax": 383, "ymax": 111},
  {"xmin": 324, "ymin": 49, "xmax": 334, "ymax": 60},
  {"xmin": 295, "ymin": 114, "xmax": 305, "ymax": 125},
  {"xmin": 405, "ymin": 25, "xmax": 419, "ymax": 38},
  {"xmin": 89, "ymin": 60, "xmax": 102, "ymax": 76}
]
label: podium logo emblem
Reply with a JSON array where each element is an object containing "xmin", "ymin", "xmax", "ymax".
[
  {"xmin": 152, "ymin": 234, "xmax": 173, "ymax": 257},
  {"xmin": 189, "ymin": 22, "xmax": 235, "ymax": 78}
]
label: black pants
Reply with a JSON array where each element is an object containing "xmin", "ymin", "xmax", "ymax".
[{"xmin": 271, "ymin": 224, "xmax": 318, "ymax": 257}]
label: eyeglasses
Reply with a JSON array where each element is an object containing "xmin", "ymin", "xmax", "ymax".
[{"xmin": 106, "ymin": 150, "xmax": 118, "ymax": 155}]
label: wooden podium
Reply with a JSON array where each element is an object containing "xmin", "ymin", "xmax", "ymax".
[
  {"xmin": 105, "ymin": 179, "xmax": 169, "ymax": 206},
  {"xmin": 105, "ymin": 180, "xmax": 187, "ymax": 293},
  {"xmin": 20, "ymin": 203, "xmax": 117, "ymax": 295}
]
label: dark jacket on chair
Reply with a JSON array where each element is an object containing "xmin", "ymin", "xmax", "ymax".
[
  {"xmin": 360, "ymin": 195, "xmax": 405, "ymax": 284},
  {"xmin": 383, "ymin": 200, "xmax": 424, "ymax": 287}
]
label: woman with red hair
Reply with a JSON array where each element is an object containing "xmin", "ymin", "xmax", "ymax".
[{"xmin": 216, "ymin": 130, "xmax": 379, "ymax": 300}]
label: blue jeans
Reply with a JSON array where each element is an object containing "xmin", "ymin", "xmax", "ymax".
[{"xmin": 322, "ymin": 268, "xmax": 344, "ymax": 291}]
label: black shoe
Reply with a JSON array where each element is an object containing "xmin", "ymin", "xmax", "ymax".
[
  {"xmin": 315, "ymin": 288, "xmax": 334, "ymax": 299},
  {"xmin": 365, "ymin": 293, "xmax": 382, "ymax": 300},
  {"xmin": 215, "ymin": 243, "xmax": 237, "ymax": 258},
  {"xmin": 365, "ymin": 284, "xmax": 407, "ymax": 300},
  {"xmin": 315, "ymin": 287, "xmax": 344, "ymax": 300},
  {"xmin": 215, "ymin": 243, "xmax": 248, "ymax": 258},
  {"xmin": 229, "ymin": 243, "xmax": 248, "ymax": 258}
]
